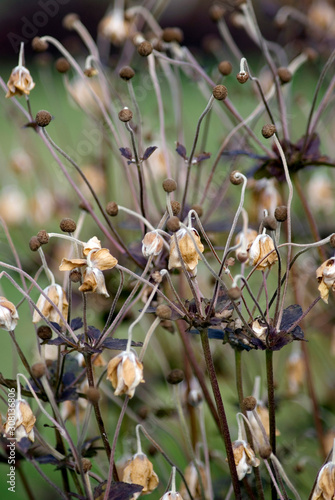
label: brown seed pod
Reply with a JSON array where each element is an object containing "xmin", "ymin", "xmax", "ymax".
[
  {"xmin": 262, "ymin": 124, "xmax": 276, "ymax": 138},
  {"xmin": 62, "ymin": 13, "xmax": 79, "ymax": 30},
  {"xmin": 166, "ymin": 369, "xmax": 184, "ymax": 385},
  {"xmin": 70, "ymin": 270, "xmax": 81, "ymax": 283},
  {"xmin": 330, "ymin": 234, "xmax": 335, "ymax": 248},
  {"xmin": 156, "ymin": 304, "xmax": 172, "ymax": 320},
  {"xmin": 242, "ymin": 396, "xmax": 257, "ymax": 411},
  {"xmin": 137, "ymin": 41, "xmax": 153, "ymax": 56},
  {"xmin": 119, "ymin": 66, "xmax": 135, "ymax": 80},
  {"xmin": 230, "ymin": 170, "xmax": 243, "ymax": 185},
  {"xmin": 218, "ymin": 60, "xmax": 232, "ymax": 76},
  {"xmin": 227, "ymin": 287, "xmax": 241, "ymax": 300},
  {"xmin": 106, "ymin": 201, "xmax": 119, "ymax": 216},
  {"xmin": 277, "ymin": 67, "xmax": 292, "ymax": 84},
  {"xmin": 274, "ymin": 205, "xmax": 287, "ymax": 222},
  {"xmin": 213, "ymin": 84, "xmax": 228, "ymax": 100},
  {"xmin": 31, "ymin": 36, "xmax": 49, "ymax": 52},
  {"xmin": 55, "ymin": 57, "xmax": 71, "ymax": 73},
  {"xmin": 85, "ymin": 387, "xmax": 101, "ymax": 403},
  {"xmin": 166, "ymin": 216, "xmax": 180, "ymax": 233},
  {"xmin": 162, "ymin": 27, "xmax": 184, "ymax": 44},
  {"xmin": 209, "ymin": 4, "xmax": 225, "ymax": 22},
  {"xmin": 37, "ymin": 325, "xmax": 52, "ymax": 340},
  {"xmin": 191, "ymin": 204, "xmax": 203, "ymax": 217},
  {"xmin": 237, "ymin": 71, "xmax": 249, "ymax": 84},
  {"xmin": 37, "ymin": 230, "xmax": 49, "ymax": 245},
  {"xmin": 35, "ymin": 110, "xmax": 52, "ymax": 127},
  {"xmin": 31, "ymin": 363, "xmax": 46, "ymax": 379},
  {"xmin": 29, "ymin": 236, "xmax": 41, "ymax": 251},
  {"xmin": 162, "ymin": 178, "xmax": 177, "ymax": 192},
  {"xmin": 263, "ymin": 216, "xmax": 277, "ymax": 231},
  {"xmin": 118, "ymin": 108, "xmax": 133, "ymax": 122},
  {"xmin": 171, "ymin": 200, "xmax": 181, "ymax": 215},
  {"xmin": 259, "ymin": 445, "xmax": 272, "ymax": 459},
  {"xmin": 60, "ymin": 218, "xmax": 77, "ymax": 233}
]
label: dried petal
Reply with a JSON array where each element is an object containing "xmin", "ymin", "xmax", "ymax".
[
  {"xmin": 59, "ymin": 258, "xmax": 87, "ymax": 271},
  {"xmin": 142, "ymin": 231, "xmax": 164, "ymax": 257},
  {"xmin": 33, "ymin": 284, "xmax": 68, "ymax": 325},
  {"xmin": 249, "ymin": 234, "xmax": 278, "ymax": 270},
  {"xmin": 89, "ymin": 248, "xmax": 118, "ymax": 270},
  {"xmin": 4, "ymin": 399, "xmax": 36, "ymax": 442},
  {"xmin": 316, "ymin": 258, "xmax": 335, "ymax": 304},
  {"xmin": 179, "ymin": 460, "xmax": 210, "ymax": 500},
  {"xmin": 122, "ymin": 453, "xmax": 159, "ymax": 496},
  {"xmin": 0, "ymin": 297, "xmax": 19, "ymax": 331},
  {"xmin": 83, "ymin": 236, "xmax": 102, "ymax": 256},
  {"xmin": 6, "ymin": 66, "xmax": 35, "ymax": 98},
  {"xmin": 98, "ymin": 10, "xmax": 129, "ymax": 46},
  {"xmin": 311, "ymin": 461, "xmax": 335, "ymax": 500},
  {"xmin": 168, "ymin": 229, "xmax": 204, "ymax": 273},
  {"xmin": 79, "ymin": 267, "xmax": 109, "ymax": 297},
  {"xmin": 107, "ymin": 351, "xmax": 144, "ymax": 398}
]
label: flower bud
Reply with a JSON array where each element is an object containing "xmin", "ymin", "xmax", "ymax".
[
  {"xmin": 237, "ymin": 71, "xmax": 249, "ymax": 84},
  {"xmin": 166, "ymin": 369, "xmax": 184, "ymax": 385},
  {"xmin": 218, "ymin": 60, "xmax": 232, "ymax": 75},
  {"xmin": 55, "ymin": 57, "xmax": 71, "ymax": 73},
  {"xmin": 119, "ymin": 66, "xmax": 135, "ymax": 80}
]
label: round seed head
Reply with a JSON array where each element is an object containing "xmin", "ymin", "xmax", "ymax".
[
  {"xmin": 118, "ymin": 107, "xmax": 133, "ymax": 122},
  {"xmin": 218, "ymin": 60, "xmax": 232, "ymax": 75},
  {"xmin": 137, "ymin": 41, "xmax": 153, "ymax": 56},
  {"xmin": 274, "ymin": 205, "xmax": 287, "ymax": 222},
  {"xmin": 63, "ymin": 13, "xmax": 79, "ymax": 30},
  {"xmin": 230, "ymin": 170, "xmax": 243, "ymax": 185},
  {"xmin": 37, "ymin": 325, "xmax": 52, "ymax": 340},
  {"xmin": 106, "ymin": 201, "xmax": 119, "ymax": 216},
  {"xmin": 166, "ymin": 369, "xmax": 184, "ymax": 385},
  {"xmin": 37, "ymin": 229, "xmax": 49, "ymax": 244},
  {"xmin": 119, "ymin": 65, "xmax": 135, "ymax": 80},
  {"xmin": 35, "ymin": 110, "xmax": 52, "ymax": 127},
  {"xmin": 242, "ymin": 396, "xmax": 257, "ymax": 411},
  {"xmin": 304, "ymin": 47, "xmax": 318, "ymax": 61},
  {"xmin": 156, "ymin": 304, "xmax": 172, "ymax": 320},
  {"xmin": 171, "ymin": 200, "xmax": 181, "ymax": 215},
  {"xmin": 213, "ymin": 84, "xmax": 228, "ymax": 100},
  {"xmin": 31, "ymin": 362, "xmax": 46, "ymax": 379},
  {"xmin": 85, "ymin": 387, "xmax": 101, "ymax": 403},
  {"xmin": 277, "ymin": 66, "xmax": 292, "ymax": 84},
  {"xmin": 166, "ymin": 216, "xmax": 180, "ymax": 232},
  {"xmin": 263, "ymin": 216, "xmax": 277, "ymax": 231},
  {"xmin": 29, "ymin": 236, "xmax": 41, "ymax": 251},
  {"xmin": 55, "ymin": 57, "xmax": 71, "ymax": 73},
  {"xmin": 191, "ymin": 204, "xmax": 203, "ymax": 217},
  {"xmin": 70, "ymin": 270, "xmax": 82, "ymax": 283},
  {"xmin": 60, "ymin": 218, "xmax": 77, "ymax": 233},
  {"xmin": 32, "ymin": 36, "xmax": 49, "ymax": 52},
  {"xmin": 237, "ymin": 251, "xmax": 248, "ymax": 263},
  {"xmin": 209, "ymin": 4, "xmax": 225, "ymax": 22},
  {"xmin": 259, "ymin": 445, "xmax": 272, "ymax": 459},
  {"xmin": 236, "ymin": 71, "xmax": 249, "ymax": 84},
  {"xmin": 162, "ymin": 178, "xmax": 177, "ymax": 192},
  {"xmin": 227, "ymin": 287, "xmax": 241, "ymax": 300},
  {"xmin": 330, "ymin": 234, "xmax": 335, "ymax": 248},
  {"xmin": 262, "ymin": 123, "xmax": 276, "ymax": 138},
  {"xmin": 162, "ymin": 27, "xmax": 184, "ymax": 43}
]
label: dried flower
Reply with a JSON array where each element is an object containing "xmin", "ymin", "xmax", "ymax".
[
  {"xmin": 179, "ymin": 460, "xmax": 210, "ymax": 500},
  {"xmin": 122, "ymin": 453, "xmax": 159, "ymax": 496},
  {"xmin": 4, "ymin": 399, "xmax": 36, "ymax": 442},
  {"xmin": 0, "ymin": 297, "xmax": 19, "ymax": 331},
  {"xmin": 232, "ymin": 440, "xmax": 260, "ymax": 480},
  {"xmin": 286, "ymin": 350, "xmax": 305, "ymax": 396},
  {"xmin": 247, "ymin": 403, "xmax": 280, "ymax": 453},
  {"xmin": 311, "ymin": 445, "xmax": 335, "ymax": 500},
  {"xmin": 6, "ymin": 65, "xmax": 35, "ymax": 98},
  {"xmin": 160, "ymin": 493, "xmax": 184, "ymax": 500},
  {"xmin": 248, "ymin": 234, "xmax": 278, "ymax": 271},
  {"xmin": 168, "ymin": 228, "xmax": 204, "ymax": 273},
  {"xmin": 235, "ymin": 228, "xmax": 258, "ymax": 264},
  {"xmin": 32, "ymin": 284, "xmax": 68, "ymax": 324},
  {"xmin": 316, "ymin": 257, "xmax": 335, "ymax": 304},
  {"xmin": 107, "ymin": 351, "xmax": 144, "ymax": 398},
  {"xmin": 98, "ymin": 9, "xmax": 130, "ymax": 46},
  {"xmin": 142, "ymin": 231, "xmax": 164, "ymax": 257}
]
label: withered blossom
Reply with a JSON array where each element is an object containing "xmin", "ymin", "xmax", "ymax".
[
  {"xmin": 232, "ymin": 440, "xmax": 260, "ymax": 480},
  {"xmin": 122, "ymin": 453, "xmax": 159, "ymax": 497},
  {"xmin": 4, "ymin": 399, "xmax": 36, "ymax": 442},
  {"xmin": 6, "ymin": 65, "xmax": 35, "ymax": 98},
  {"xmin": 286, "ymin": 351, "xmax": 305, "ymax": 396},
  {"xmin": 311, "ymin": 457, "xmax": 335, "ymax": 500},
  {"xmin": 168, "ymin": 228, "xmax": 204, "ymax": 273},
  {"xmin": 248, "ymin": 233, "xmax": 278, "ymax": 271},
  {"xmin": 235, "ymin": 228, "xmax": 258, "ymax": 264},
  {"xmin": 107, "ymin": 351, "xmax": 144, "ymax": 398},
  {"xmin": 32, "ymin": 284, "xmax": 68, "ymax": 325},
  {"xmin": 142, "ymin": 231, "xmax": 164, "ymax": 257},
  {"xmin": 316, "ymin": 257, "xmax": 335, "ymax": 304},
  {"xmin": 160, "ymin": 493, "xmax": 184, "ymax": 500},
  {"xmin": 247, "ymin": 403, "xmax": 280, "ymax": 453},
  {"xmin": 0, "ymin": 297, "xmax": 19, "ymax": 331},
  {"xmin": 98, "ymin": 9, "xmax": 130, "ymax": 46},
  {"xmin": 179, "ymin": 460, "xmax": 210, "ymax": 500}
]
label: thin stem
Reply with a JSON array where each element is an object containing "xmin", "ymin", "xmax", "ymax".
[
  {"xmin": 125, "ymin": 120, "xmax": 147, "ymax": 219},
  {"xmin": 266, "ymin": 350, "xmax": 277, "ymax": 500}
]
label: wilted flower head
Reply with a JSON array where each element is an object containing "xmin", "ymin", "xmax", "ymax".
[
  {"xmin": 247, "ymin": 403, "xmax": 280, "ymax": 454},
  {"xmin": 311, "ymin": 442, "xmax": 335, "ymax": 500},
  {"xmin": 232, "ymin": 440, "xmax": 260, "ymax": 480},
  {"xmin": 0, "ymin": 297, "xmax": 19, "ymax": 331},
  {"xmin": 59, "ymin": 236, "xmax": 118, "ymax": 297},
  {"xmin": 316, "ymin": 257, "xmax": 335, "ymax": 304},
  {"xmin": 168, "ymin": 228, "xmax": 204, "ymax": 273},
  {"xmin": 235, "ymin": 228, "xmax": 258, "ymax": 264},
  {"xmin": 160, "ymin": 493, "xmax": 184, "ymax": 500},
  {"xmin": 286, "ymin": 350, "xmax": 305, "ymax": 396},
  {"xmin": 98, "ymin": 8, "xmax": 130, "ymax": 45},
  {"xmin": 248, "ymin": 233, "xmax": 278, "ymax": 271},
  {"xmin": 179, "ymin": 460, "xmax": 210, "ymax": 500},
  {"xmin": 33, "ymin": 284, "xmax": 68, "ymax": 324},
  {"xmin": 107, "ymin": 351, "xmax": 144, "ymax": 398},
  {"xmin": 122, "ymin": 453, "xmax": 159, "ymax": 497},
  {"xmin": 6, "ymin": 65, "xmax": 35, "ymax": 98},
  {"xmin": 142, "ymin": 231, "xmax": 164, "ymax": 257},
  {"xmin": 4, "ymin": 399, "xmax": 36, "ymax": 442}
]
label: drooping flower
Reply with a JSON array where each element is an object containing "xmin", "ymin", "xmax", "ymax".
[
  {"xmin": 316, "ymin": 257, "xmax": 335, "ymax": 304},
  {"xmin": 0, "ymin": 297, "xmax": 19, "ymax": 331},
  {"xmin": 235, "ymin": 228, "xmax": 258, "ymax": 264},
  {"xmin": 59, "ymin": 236, "xmax": 118, "ymax": 297},
  {"xmin": 168, "ymin": 228, "xmax": 204, "ymax": 273},
  {"xmin": 107, "ymin": 351, "xmax": 144, "ymax": 398},
  {"xmin": 32, "ymin": 284, "xmax": 68, "ymax": 324},
  {"xmin": 179, "ymin": 460, "xmax": 210, "ymax": 500},
  {"xmin": 4, "ymin": 399, "xmax": 36, "ymax": 442},
  {"xmin": 98, "ymin": 8, "xmax": 130, "ymax": 46},
  {"xmin": 6, "ymin": 65, "xmax": 35, "ymax": 98},
  {"xmin": 248, "ymin": 233, "xmax": 278, "ymax": 271},
  {"xmin": 232, "ymin": 440, "xmax": 260, "ymax": 480},
  {"xmin": 142, "ymin": 231, "xmax": 164, "ymax": 257},
  {"xmin": 311, "ymin": 441, "xmax": 335, "ymax": 500},
  {"xmin": 160, "ymin": 492, "xmax": 184, "ymax": 500},
  {"xmin": 122, "ymin": 453, "xmax": 159, "ymax": 497}
]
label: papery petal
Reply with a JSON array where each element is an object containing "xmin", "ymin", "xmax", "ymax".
[
  {"xmin": 33, "ymin": 284, "xmax": 68, "ymax": 324},
  {"xmin": 83, "ymin": 236, "xmax": 101, "ymax": 256},
  {"xmin": 0, "ymin": 297, "xmax": 19, "ymax": 331},
  {"xmin": 59, "ymin": 258, "xmax": 86, "ymax": 271},
  {"xmin": 79, "ymin": 267, "xmax": 109, "ymax": 297},
  {"xmin": 90, "ymin": 248, "xmax": 118, "ymax": 270}
]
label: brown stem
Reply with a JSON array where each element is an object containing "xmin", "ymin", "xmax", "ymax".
[{"xmin": 266, "ymin": 350, "xmax": 277, "ymax": 500}]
